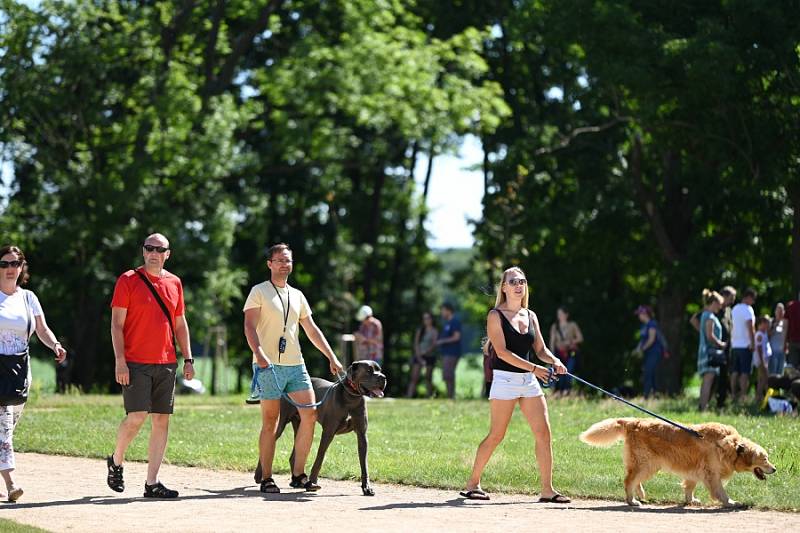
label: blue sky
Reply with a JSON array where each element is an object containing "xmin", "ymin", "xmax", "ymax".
[{"xmin": 413, "ymin": 135, "xmax": 483, "ymax": 249}]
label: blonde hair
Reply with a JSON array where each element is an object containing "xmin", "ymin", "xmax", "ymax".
[
  {"xmin": 702, "ymin": 288, "xmax": 723, "ymax": 306},
  {"xmin": 494, "ymin": 267, "xmax": 529, "ymax": 309}
]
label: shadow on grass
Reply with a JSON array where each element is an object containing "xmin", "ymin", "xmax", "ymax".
[{"xmin": 0, "ymin": 486, "xmax": 332, "ymax": 510}]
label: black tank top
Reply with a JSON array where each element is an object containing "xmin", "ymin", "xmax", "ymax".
[{"xmin": 492, "ymin": 308, "xmax": 535, "ymax": 373}]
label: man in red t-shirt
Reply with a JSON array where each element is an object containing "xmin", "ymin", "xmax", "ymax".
[
  {"xmin": 105, "ymin": 233, "xmax": 195, "ymax": 499},
  {"xmin": 786, "ymin": 291, "xmax": 800, "ymax": 369}
]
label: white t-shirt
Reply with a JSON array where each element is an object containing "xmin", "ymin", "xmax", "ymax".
[
  {"xmin": 753, "ymin": 330, "xmax": 772, "ymax": 367},
  {"xmin": 243, "ymin": 281, "xmax": 311, "ymax": 366},
  {"xmin": 731, "ymin": 303, "xmax": 755, "ymax": 349},
  {"xmin": 0, "ymin": 289, "xmax": 43, "ymax": 355}
]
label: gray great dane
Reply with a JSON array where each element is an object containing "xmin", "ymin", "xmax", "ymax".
[{"xmin": 254, "ymin": 360, "xmax": 387, "ymax": 495}]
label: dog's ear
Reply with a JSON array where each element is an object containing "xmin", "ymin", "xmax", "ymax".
[{"xmin": 346, "ymin": 362, "xmax": 357, "ymax": 380}]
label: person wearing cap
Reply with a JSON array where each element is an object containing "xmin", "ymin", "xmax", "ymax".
[
  {"xmin": 354, "ymin": 305, "xmax": 383, "ymax": 365},
  {"xmin": 634, "ymin": 304, "xmax": 665, "ymax": 399}
]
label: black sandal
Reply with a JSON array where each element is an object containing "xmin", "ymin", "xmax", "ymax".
[
  {"xmin": 260, "ymin": 477, "xmax": 280, "ymax": 494},
  {"xmin": 144, "ymin": 481, "xmax": 179, "ymax": 498},
  {"xmin": 106, "ymin": 456, "xmax": 124, "ymax": 493},
  {"xmin": 538, "ymin": 493, "xmax": 571, "ymax": 504},
  {"xmin": 290, "ymin": 473, "xmax": 321, "ymax": 492}
]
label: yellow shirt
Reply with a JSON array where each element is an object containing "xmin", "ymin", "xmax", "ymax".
[{"xmin": 243, "ymin": 281, "xmax": 311, "ymax": 366}]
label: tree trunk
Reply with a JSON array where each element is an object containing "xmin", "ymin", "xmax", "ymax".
[
  {"xmin": 655, "ymin": 285, "xmax": 687, "ymax": 395},
  {"xmin": 628, "ymin": 137, "xmax": 693, "ymax": 394},
  {"xmin": 789, "ymin": 179, "xmax": 800, "ymax": 294},
  {"xmin": 69, "ymin": 291, "xmax": 105, "ymax": 390},
  {"xmin": 362, "ymin": 173, "xmax": 386, "ymax": 301}
]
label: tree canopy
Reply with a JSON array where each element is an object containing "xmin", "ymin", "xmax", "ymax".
[{"xmin": 2, "ymin": 0, "xmax": 797, "ymax": 394}]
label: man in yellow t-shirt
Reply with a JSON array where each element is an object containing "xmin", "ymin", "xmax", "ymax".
[{"xmin": 243, "ymin": 243, "xmax": 343, "ymax": 494}]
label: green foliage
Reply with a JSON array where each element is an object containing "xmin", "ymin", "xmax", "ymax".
[
  {"xmin": 430, "ymin": 0, "xmax": 800, "ymax": 391},
  {"xmin": 0, "ymin": 0, "xmax": 508, "ymax": 393}
]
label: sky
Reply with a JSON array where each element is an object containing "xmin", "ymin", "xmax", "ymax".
[{"xmin": 413, "ymin": 135, "xmax": 484, "ymax": 250}]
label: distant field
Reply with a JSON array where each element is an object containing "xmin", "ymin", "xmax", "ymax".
[{"xmin": 16, "ymin": 382, "xmax": 799, "ymax": 511}]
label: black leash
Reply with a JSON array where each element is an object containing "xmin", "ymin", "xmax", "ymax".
[{"xmin": 541, "ymin": 368, "xmax": 702, "ymax": 439}]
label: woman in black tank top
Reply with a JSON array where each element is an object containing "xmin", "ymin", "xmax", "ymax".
[
  {"xmin": 460, "ymin": 267, "xmax": 570, "ymax": 504},
  {"xmin": 492, "ymin": 309, "xmax": 535, "ymax": 373}
]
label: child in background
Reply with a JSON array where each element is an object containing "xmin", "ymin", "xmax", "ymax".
[{"xmin": 754, "ymin": 316, "xmax": 772, "ymax": 404}]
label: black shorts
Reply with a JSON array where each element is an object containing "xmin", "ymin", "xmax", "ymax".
[
  {"xmin": 408, "ymin": 354, "xmax": 437, "ymax": 367},
  {"xmin": 123, "ymin": 362, "xmax": 178, "ymax": 414}
]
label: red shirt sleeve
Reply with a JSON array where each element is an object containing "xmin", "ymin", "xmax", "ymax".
[{"xmin": 110, "ymin": 273, "xmax": 131, "ymax": 309}]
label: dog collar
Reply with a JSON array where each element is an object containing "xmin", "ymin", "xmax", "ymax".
[{"xmin": 346, "ymin": 378, "xmax": 361, "ymax": 395}]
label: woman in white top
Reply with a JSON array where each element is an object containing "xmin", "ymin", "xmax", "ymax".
[
  {"xmin": 0, "ymin": 245, "xmax": 66, "ymax": 502},
  {"xmin": 769, "ymin": 303, "xmax": 787, "ymax": 376}
]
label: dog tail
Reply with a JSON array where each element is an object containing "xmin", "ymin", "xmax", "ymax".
[{"xmin": 579, "ymin": 418, "xmax": 634, "ymax": 447}]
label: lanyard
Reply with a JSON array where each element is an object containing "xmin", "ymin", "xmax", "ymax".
[{"xmin": 269, "ymin": 280, "xmax": 290, "ymax": 335}]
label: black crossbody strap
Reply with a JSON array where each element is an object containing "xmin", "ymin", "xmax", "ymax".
[{"xmin": 135, "ymin": 269, "xmax": 177, "ymax": 349}]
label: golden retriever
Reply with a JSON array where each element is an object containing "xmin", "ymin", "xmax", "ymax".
[{"xmin": 579, "ymin": 418, "xmax": 776, "ymax": 507}]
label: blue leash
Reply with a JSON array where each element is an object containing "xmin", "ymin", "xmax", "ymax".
[
  {"xmin": 249, "ymin": 365, "xmax": 346, "ymax": 409},
  {"xmin": 540, "ymin": 368, "xmax": 702, "ymax": 439}
]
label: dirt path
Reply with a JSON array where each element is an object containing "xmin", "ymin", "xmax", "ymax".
[{"xmin": 0, "ymin": 453, "xmax": 795, "ymax": 532}]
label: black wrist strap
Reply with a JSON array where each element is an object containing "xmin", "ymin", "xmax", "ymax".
[{"xmin": 135, "ymin": 269, "xmax": 177, "ymax": 351}]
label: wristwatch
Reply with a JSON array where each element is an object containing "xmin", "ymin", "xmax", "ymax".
[{"xmin": 184, "ymin": 358, "xmax": 194, "ymax": 365}]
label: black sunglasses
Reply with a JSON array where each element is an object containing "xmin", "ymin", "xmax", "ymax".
[
  {"xmin": 143, "ymin": 244, "xmax": 169, "ymax": 253},
  {"xmin": 0, "ymin": 260, "xmax": 23, "ymax": 268}
]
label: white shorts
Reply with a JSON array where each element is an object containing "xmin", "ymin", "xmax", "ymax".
[{"xmin": 489, "ymin": 369, "xmax": 543, "ymax": 400}]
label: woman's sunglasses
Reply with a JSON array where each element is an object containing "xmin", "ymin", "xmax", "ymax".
[
  {"xmin": 0, "ymin": 260, "xmax": 23, "ymax": 269},
  {"xmin": 143, "ymin": 244, "xmax": 169, "ymax": 253},
  {"xmin": 506, "ymin": 278, "xmax": 527, "ymax": 286}
]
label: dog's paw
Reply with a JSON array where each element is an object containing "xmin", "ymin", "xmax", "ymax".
[
  {"xmin": 362, "ymin": 486, "xmax": 375, "ymax": 496},
  {"xmin": 684, "ymin": 497, "xmax": 701, "ymax": 506},
  {"xmin": 723, "ymin": 500, "xmax": 747, "ymax": 509},
  {"xmin": 626, "ymin": 499, "xmax": 642, "ymax": 507}
]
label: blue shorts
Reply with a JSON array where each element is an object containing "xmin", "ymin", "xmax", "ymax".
[
  {"xmin": 731, "ymin": 348, "xmax": 752, "ymax": 375},
  {"xmin": 252, "ymin": 363, "xmax": 312, "ymax": 400}
]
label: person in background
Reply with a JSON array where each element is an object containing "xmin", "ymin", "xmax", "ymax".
[
  {"xmin": 436, "ymin": 302, "xmax": 462, "ymax": 399},
  {"xmin": 784, "ymin": 291, "xmax": 800, "ymax": 369},
  {"xmin": 769, "ymin": 303, "xmax": 787, "ymax": 376},
  {"xmin": 634, "ymin": 305, "xmax": 665, "ymax": 399},
  {"xmin": 406, "ymin": 312, "xmax": 438, "ymax": 398},
  {"xmin": 548, "ymin": 306, "xmax": 583, "ymax": 397},
  {"xmin": 0, "ymin": 245, "xmax": 67, "ymax": 503},
  {"xmin": 689, "ymin": 285, "xmax": 736, "ymax": 409},
  {"xmin": 753, "ymin": 316, "xmax": 772, "ymax": 404},
  {"xmin": 690, "ymin": 286, "xmax": 736, "ymax": 408},
  {"xmin": 354, "ymin": 305, "xmax": 383, "ymax": 365},
  {"xmin": 696, "ymin": 290, "xmax": 725, "ymax": 411},
  {"xmin": 716, "ymin": 286, "xmax": 736, "ymax": 407},
  {"xmin": 730, "ymin": 288, "xmax": 757, "ymax": 402}
]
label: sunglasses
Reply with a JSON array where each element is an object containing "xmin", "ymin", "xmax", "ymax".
[
  {"xmin": 143, "ymin": 244, "xmax": 169, "ymax": 253},
  {"xmin": 506, "ymin": 278, "xmax": 527, "ymax": 286},
  {"xmin": 0, "ymin": 260, "xmax": 23, "ymax": 269}
]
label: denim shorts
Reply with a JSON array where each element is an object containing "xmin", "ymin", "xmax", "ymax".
[
  {"xmin": 252, "ymin": 363, "xmax": 312, "ymax": 400},
  {"xmin": 489, "ymin": 370, "xmax": 543, "ymax": 400},
  {"xmin": 731, "ymin": 348, "xmax": 753, "ymax": 375}
]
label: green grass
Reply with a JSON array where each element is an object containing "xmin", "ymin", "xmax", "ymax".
[
  {"xmin": 0, "ymin": 518, "xmax": 50, "ymax": 533},
  {"xmin": 15, "ymin": 386, "xmax": 799, "ymax": 511}
]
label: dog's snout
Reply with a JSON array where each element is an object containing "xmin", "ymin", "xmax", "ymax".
[{"xmin": 766, "ymin": 465, "xmax": 776, "ymax": 474}]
